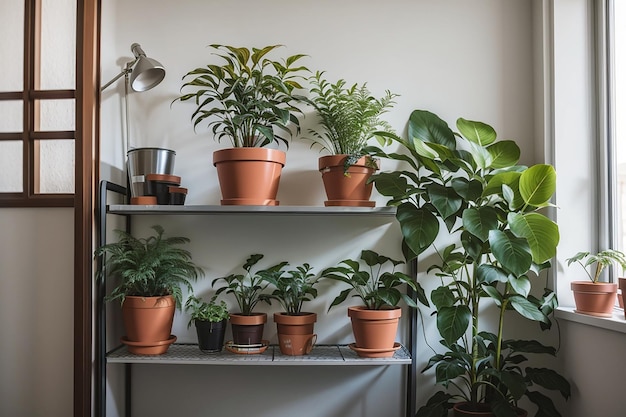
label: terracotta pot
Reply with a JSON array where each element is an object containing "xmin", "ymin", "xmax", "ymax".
[
  {"xmin": 213, "ymin": 148, "xmax": 286, "ymax": 206},
  {"xmin": 121, "ymin": 295, "xmax": 176, "ymax": 355},
  {"xmin": 453, "ymin": 402, "xmax": 527, "ymax": 417},
  {"xmin": 347, "ymin": 306, "xmax": 400, "ymax": 357},
  {"xmin": 318, "ymin": 155, "xmax": 378, "ymax": 207},
  {"xmin": 571, "ymin": 281, "xmax": 618, "ymax": 317},
  {"xmin": 194, "ymin": 319, "xmax": 227, "ymax": 353},
  {"xmin": 274, "ymin": 312, "xmax": 317, "ymax": 356},
  {"xmin": 229, "ymin": 312, "xmax": 267, "ymax": 346}
]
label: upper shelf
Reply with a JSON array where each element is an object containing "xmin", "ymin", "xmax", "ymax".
[{"xmin": 107, "ymin": 204, "xmax": 397, "ymax": 217}]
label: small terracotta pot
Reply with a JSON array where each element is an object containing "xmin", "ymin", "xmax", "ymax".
[
  {"xmin": 453, "ymin": 402, "xmax": 527, "ymax": 417},
  {"xmin": 213, "ymin": 148, "xmax": 286, "ymax": 206},
  {"xmin": 318, "ymin": 155, "xmax": 378, "ymax": 207},
  {"xmin": 121, "ymin": 295, "xmax": 176, "ymax": 355},
  {"xmin": 347, "ymin": 306, "xmax": 401, "ymax": 357},
  {"xmin": 229, "ymin": 312, "xmax": 267, "ymax": 346},
  {"xmin": 571, "ymin": 281, "xmax": 618, "ymax": 317},
  {"xmin": 274, "ymin": 312, "xmax": 317, "ymax": 356}
]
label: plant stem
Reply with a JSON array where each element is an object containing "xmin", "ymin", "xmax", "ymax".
[{"xmin": 470, "ymin": 262, "xmax": 480, "ymax": 405}]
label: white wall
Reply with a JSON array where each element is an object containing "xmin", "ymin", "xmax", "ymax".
[
  {"xmin": 100, "ymin": 1, "xmax": 542, "ymax": 417},
  {"xmin": 0, "ymin": 208, "xmax": 74, "ymax": 417}
]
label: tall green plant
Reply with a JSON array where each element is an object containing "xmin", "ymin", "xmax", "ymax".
[
  {"xmin": 371, "ymin": 110, "xmax": 570, "ymax": 417},
  {"xmin": 174, "ymin": 44, "xmax": 309, "ymax": 148},
  {"xmin": 306, "ymin": 71, "xmax": 398, "ymax": 168},
  {"xmin": 212, "ymin": 254, "xmax": 287, "ymax": 315},
  {"xmin": 94, "ymin": 225, "xmax": 203, "ymax": 309}
]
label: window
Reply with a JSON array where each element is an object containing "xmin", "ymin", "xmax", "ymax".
[
  {"xmin": 613, "ymin": 0, "xmax": 626, "ymax": 254},
  {"xmin": 0, "ymin": 0, "xmax": 76, "ymax": 207}
]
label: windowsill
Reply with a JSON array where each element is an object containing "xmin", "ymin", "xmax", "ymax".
[{"xmin": 555, "ymin": 306, "xmax": 626, "ymax": 334}]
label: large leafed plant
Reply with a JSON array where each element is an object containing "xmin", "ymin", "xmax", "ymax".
[
  {"xmin": 174, "ymin": 44, "xmax": 309, "ymax": 148},
  {"xmin": 371, "ymin": 110, "xmax": 570, "ymax": 417}
]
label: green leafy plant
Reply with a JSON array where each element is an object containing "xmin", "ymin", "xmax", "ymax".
[
  {"xmin": 566, "ymin": 249, "xmax": 626, "ymax": 283},
  {"xmin": 94, "ymin": 225, "xmax": 203, "ymax": 309},
  {"xmin": 174, "ymin": 44, "xmax": 309, "ymax": 148},
  {"xmin": 259, "ymin": 263, "xmax": 320, "ymax": 315},
  {"xmin": 184, "ymin": 295, "xmax": 230, "ymax": 327},
  {"xmin": 305, "ymin": 71, "xmax": 398, "ymax": 170},
  {"xmin": 320, "ymin": 249, "xmax": 426, "ymax": 310},
  {"xmin": 370, "ymin": 110, "xmax": 570, "ymax": 416},
  {"xmin": 212, "ymin": 254, "xmax": 287, "ymax": 315}
]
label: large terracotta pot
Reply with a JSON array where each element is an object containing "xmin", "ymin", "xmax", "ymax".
[
  {"xmin": 121, "ymin": 295, "xmax": 177, "ymax": 355},
  {"xmin": 229, "ymin": 312, "xmax": 267, "ymax": 346},
  {"xmin": 273, "ymin": 312, "xmax": 317, "ymax": 356},
  {"xmin": 347, "ymin": 306, "xmax": 401, "ymax": 357},
  {"xmin": 318, "ymin": 155, "xmax": 378, "ymax": 207},
  {"xmin": 571, "ymin": 281, "xmax": 618, "ymax": 317},
  {"xmin": 453, "ymin": 402, "xmax": 528, "ymax": 417},
  {"xmin": 213, "ymin": 148, "xmax": 286, "ymax": 206}
]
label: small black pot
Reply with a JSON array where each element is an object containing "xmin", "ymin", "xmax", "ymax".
[{"xmin": 194, "ymin": 319, "xmax": 227, "ymax": 353}]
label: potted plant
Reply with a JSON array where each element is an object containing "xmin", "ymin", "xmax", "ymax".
[
  {"xmin": 212, "ymin": 254, "xmax": 287, "ymax": 349},
  {"xmin": 370, "ymin": 110, "xmax": 570, "ymax": 416},
  {"xmin": 305, "ymin": 71, "xmax": 398, "ymax": 207},
  {"xmin": 174, "ymin": 44, "xmax": 309, "ymax": 206},
  {"xmin": 94, "ymin": 225, "xmax": 202, "ymax": 355},
  {"xmin": 260, "ymin": 262, "xmax": 321, "ymax": 356},
  {"xmin": 566, "ymin": 249, "xmax": 626, "ymax": 317},
  {"xmin": 320, "ymin": 249, "xmax": 425, "ymax": 357},
  {"xmin": 185, "ymin": 294, "xmax": 230, "ymax": 353}
]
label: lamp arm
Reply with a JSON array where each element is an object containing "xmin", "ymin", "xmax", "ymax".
[{"xmin": 101, "ymin": 59, "xmax": 138, "ymax": 92}]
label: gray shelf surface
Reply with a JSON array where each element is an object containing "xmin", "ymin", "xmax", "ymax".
[
  {"xmin": 107, "ymin": 343, "xmax": 411, "ymax": 366},
  {"xmin": 107, "ymin": 204, "xmax": 397, "ymax": 216}
]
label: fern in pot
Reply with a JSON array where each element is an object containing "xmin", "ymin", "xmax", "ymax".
[
  {"xmin": 305, "ymin": 71, "xmax": 398, "ymax": 207},
  {"xmin": 174, "ymin": 44, "xmax": 310, "ymax": 206},
  {"xmin": 260, "ymin": 262, "xmax": 321, "ymax": 356},
  {"xmin": 370, "ymin": 110, "xmax": 570, "ymax": 416},
  {"xmin": 320, "ymin": 249, "xmax": 427, "ymax": 357},
  {"xmin": 94, "ymin": 225, "xmax": 203, "ymax": 355}
]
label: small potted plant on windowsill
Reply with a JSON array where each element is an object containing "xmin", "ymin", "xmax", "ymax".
[
  {"xmin": 305, "ymin": 71, "xmax": 398, "ymax": 207},
  {"xmin": 185, "ymin": 294, "xmax": 230, "ymax": 353},
  {"xmin": 94, "ymin": 225, "xmax": 203, "ymax": 355},
  {"xmin": 212, "ymin": 254, "xmax": 287, "ymax": 351},
  {"xmin": 566, "ymin": 249, "xmax": 626, "ymax": 317},
  {"xmin": 174, "ymin": 44, "xmax": 310, "ymax": 206},
  {"xmin": 320, "ymin": 249, "xmax": 426, "ymax": 357},
  {"xmin": 260, "ymin": 262, "xmax": 321, "ymax": 356}
]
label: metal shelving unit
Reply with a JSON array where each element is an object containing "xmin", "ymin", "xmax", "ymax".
[{"xmin": 96, "ymin": 180, "xmax": 418, "ymax": 417}]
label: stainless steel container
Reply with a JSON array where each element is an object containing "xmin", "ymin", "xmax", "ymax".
[{"xmin": 127, "ymin": 147, "xmax": 176, "ymax": 197}]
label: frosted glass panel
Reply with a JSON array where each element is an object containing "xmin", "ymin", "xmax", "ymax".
[
  {"xmin": 38, "ymin": 100, "xmax": 75, "ymax": 131},
  {"xmin": 0, "ymin": 0, "xmax": 24, "ymax": 91},
  {"xmin": 37, "ymin": 140, "xmax": 75, "ymax": 193},
  {"xmin": 39, "ymin": 0, "xmax": 76, "ymax": 90},
  {"xmin": 0, "ymin": 141, "xmax": 23, "ymax": 192},
  {"xmin": 0, "ymin": 101, "xmax": 22, "ymax": 132}
]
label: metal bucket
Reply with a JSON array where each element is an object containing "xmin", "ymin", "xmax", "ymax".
[{"xmin": 127, "ymin": 147, "xmax": 176, "ymax": 197}]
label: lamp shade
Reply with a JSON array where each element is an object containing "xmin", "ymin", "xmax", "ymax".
[{"xmin": 130, "ymin": 56, "xmax": 166, "ymax": 92}]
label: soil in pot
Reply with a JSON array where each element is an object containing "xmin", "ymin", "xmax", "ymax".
[
  {"xmin": 194, "ymin": 319, "xmax": 227, "ymax": 353},
  {"xmin": 229, "ymin": 312, "xmax": 267, "ymax": 346},
  {"xmin": 274, "ymin": 312, "xmax": 317, "ymax": 356},
  {"xmin": 213, "ymin": 148, "xmax": 286, "ymax": 206},
  {"xmin": 571, "ymin": 281, "xmax": 618, "ymax": 317},
  {"xmin": 318, "ymin": 155, "xmax": 378, "ymax": 207}
]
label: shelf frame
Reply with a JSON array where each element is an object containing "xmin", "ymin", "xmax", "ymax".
[{"xmin": 107, "ymin": 204, "xmax": 397, "ymax": 216}]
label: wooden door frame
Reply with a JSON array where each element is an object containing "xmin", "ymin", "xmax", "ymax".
[{"xmin": 75, "ymin": 0, "xmax": 100, "ymax": 416}]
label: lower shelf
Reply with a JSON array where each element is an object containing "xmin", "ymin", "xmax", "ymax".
[{"xmin": 106, "ymin": 343, "xmax": 411, "ymax": 366}]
